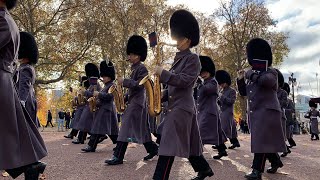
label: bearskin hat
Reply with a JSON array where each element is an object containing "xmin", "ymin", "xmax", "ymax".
[
  {"xmin": 126, "ymin": 35, "xmax": 148, "ymax": 61},
  {"xmin": 216, "ymin": 70, "xmax": 232, "ymax": 86},
  {"xmin": 246, "ymin": 38, "xmax": 272, "ymax": 67},
  {"xmin": 282, "ymin": 82, "xmax": 290, "ymax": 95},
  {"xmin": 275, "ymin": 68, "xmax": 284, "ymax": 88},
  {"xmin": 18, "ymin": 32, "xmax": 39, "ymax": 64},
  {"xmin": 200, "ymin": 56, "xmax": 215, "ymax": 77},
  {"xmin": 170, "ymin": 9, "xmax": 200, "ymax": 48},
  {"xmin": 5, "ymin": 0, "xmax": 17, "ymax": 10},
  {"xmin": 85, "ymin": 63, "xmax": 100, "ymax": 78},
  {"xmin": 309, "ymin": 100, "xmax": 317, "ymax": 108},
  {"xmin": 100, "ymin": 60, "xmax": 115, "ymax": 80}
]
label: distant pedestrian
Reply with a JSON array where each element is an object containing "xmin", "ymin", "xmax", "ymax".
[
  {"xmin": 65, "ymin": 111, "xmax": 71, "ymax": 129},
  {"xmin": 45, "ymin": 110, "xmax": 54, "ymax": 127},
  {"xmin": 57, "ymin": 110, "xmax": 65, "ymax": 132}
]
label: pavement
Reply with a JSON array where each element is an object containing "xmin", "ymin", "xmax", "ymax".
[{"xmin": 1, "ymin": 128, "xmax": 320, "ymax": 180}]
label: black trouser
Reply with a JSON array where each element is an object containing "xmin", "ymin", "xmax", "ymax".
[
  {"xmin": 252, "ymin": 153, "xmax": 282, "ymax": 172},
  {"xmin": 287, "ymin": 137, "xmax": 296, "ymax": 146},
  {"xmin": 113, "ymin": 141, "xmax": 158, "ymax": 160},
  {"xmin": 65, "ymin": 120, "xmax": 70, "ymax": 129},
  {"xmin": 5, "ymin": 162, "xmax": 39, "ymax": 179},
  {"xmin": 88, "ymin": 134, "xmax": 118, "ymax": 149},
  {"xmin": 45, "ymin": 121, "xmax": 54, "ymax": 127},
  {"xmin": 70, "ymin": 129, "xmax": 79, "ymax": 137},
  {"xmin": 77, "ymin": 131, "xmax": 87, "ymax": 143},
  {"xmin": 217, "ymin": 143, "xmax": 227, "ymax": 153},
  {"xmin": 153, "ymin": 155, "xmax": 211, "ymax": 180},
  {"xmin": 230, "ymin": 138, "xmax": 240, "ymax": 145}
]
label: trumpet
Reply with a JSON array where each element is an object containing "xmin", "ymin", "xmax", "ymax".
[{"xmin": 139, "ymin": 42, "xmax": 176, "ymax": 117}]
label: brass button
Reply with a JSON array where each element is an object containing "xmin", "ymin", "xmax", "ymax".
[
  {"xmin": 250, "ymin": 111, "xmax": 253, "ymax": 113},
  {"xmin": 250, "ymin": 91, "xmax": 252, "ymax": 93},
  {"xmin": 169, "ymin": 96, "xmax": 172, "ymax": 99},
  {"xmin": 168, "ymin": 109, "xmax": 172, "ymax": 112}
]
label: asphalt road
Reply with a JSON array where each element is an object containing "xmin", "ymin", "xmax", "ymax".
[{"xmin": 1, "ymin": 129, "xmax": 320, "ymax": 180}]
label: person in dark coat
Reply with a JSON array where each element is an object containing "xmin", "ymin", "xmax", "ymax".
[
  {"xmin": 105, "ymin": 35, "xmax": 158, "ymax": 165},
  {"xmin": 304, "ymin": 100, "xmax": 320, "ymax": 140},
  {"xmin": 275, "ymin": 69, "xmax": 291, "ymax": 157},
  {"xmin": 216, "ymin": 70, "xmax": 241, "ymax": 149},
  {"xmin": 196, "ymin": 56, "xmax": 228, "ymax": 160},
  {"xmin": 153, "ymin": 10, "xmax": 213, "ymax": 180},
  {"xmin": 72, "ymin": 64, "xmax": 101, "ymax": 144},
  {"xmin": 65, "ymin": 111, "xmax": 71, "ymax": 129},
  {"xmin": 64, "ymin": 76, "xmax": 89, "ymax": 139},
  {"xmin": 0, "ymin": 1, "xmax": 47, "ymax": 179},
  {"xmin": 282, "ymin": 82, "xmax": 297, "ymax": 147},
  {"xmin": 237, "ymin": 38, "xmax": 286, "ymax": 179},
  {"xmin": 45, "ymin": 110, "xmax": 54, "ymax": 127},
  {"xmin": 81, "ymin": 60, "xmax": 119, "ymax": 152},
  {"xmin": 15, "ymin": 31, "xmax": 40, "ymax": 127}
]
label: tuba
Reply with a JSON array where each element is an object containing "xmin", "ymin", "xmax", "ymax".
[
  {"xmin": 108, "ymin": 81, "xmax": 125, "ymax": 113},
  {"xmin": 139, "ymin": 32, "xmax": 176, "ymax": 117}
]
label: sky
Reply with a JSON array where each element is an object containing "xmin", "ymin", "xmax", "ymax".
[{"xmin": 167, "ymin": 0, "xmax": 320, "ymax": 97}]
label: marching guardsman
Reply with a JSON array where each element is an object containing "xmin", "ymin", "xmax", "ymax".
[
  {"xmin": 282, "ymin": 82, "xmax": 297, "ymax": 147},
  {"xmin": 275, "ymin": 69, "xmax": 291, "ymax": 157},
  {"xmin": 81, "ymin": 60, "xmax": 119, "ymax": 152},
  {"xmin": 237, "ymin": 38, "xmax": 286, "ymax": 179},
  {"xmin": 16, "ymin": 32, "xmax": 40, "ymax": 127},
  {"xmin": 64, "ymin": 76, "xmax": 90, "ymax": 139},
  {"xmin": 0, "ymin": 1, "xmax": 47, "ymax": 179},
  {"xmin": 153, "ymin": 10, "xmax": 213, "ymax": 180},
  {"xmin": 304, "ymin": 100, "xmax": 320, "ymax": 141},
  {"xmin": 197, "ymin": 56, "xmax": 228, "ymax": 159},
  {"xmin": 105, "ymin": 35, "xmax": 158, "ymax": 165},
  {"xmin": 216, "ymin": 70, "xmax": 241, "ymax": 149},
  {"xmin": 72, "ymin": 63, "xmax": 101, "ymax": 144}
]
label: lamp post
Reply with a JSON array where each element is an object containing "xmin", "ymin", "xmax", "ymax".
[{"xmin": 289, "ymin": 73, "xmax": 300, "ymax": 134}]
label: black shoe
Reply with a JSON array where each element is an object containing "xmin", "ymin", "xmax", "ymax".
[
  {"xmin": 81, "ymin": 146, "xmax": 96, "ymax": 152},
  {"xmin": 213, "ymin": 151, "xmax": 228, "ymax": 159},
  {"xmin": 191, "ymin": 168, "xmax": 214, "ymax": 180},
  {"xmin": 280, "ymin": 152, "xmax": 288, "ymax": 157},
  {"xmin": 105, "ymin": 156, "xmax": 123, "ymax": 165},
  {"xmin": 64, "ymin": 134, "xmax": 73, "ymax": 139},
  {"xmin": 244, "ymin": 169, "xmax": 262, "ymax": 180},
  {"xmin": 98, "ymin": 135, "xmax": 108, "ymax": 143},
  {"xmin": 266, "ymin": 162, "xmax": 283, "ymax": 174},
  {"xmin": 72, "ymin": 139, "xmax": 84, "ymax": 144},
  {"xmin": 228, "ymin": 143, "xmax": 240, "ymax": 149},
  {"xmin": 212, "ymin": 145, "xmax": 217, "ymax": 149},
  {"xmin": 143, "ymin": 152, "xmax": 158, "ymax": 161},
  {"xmin": 24, "ymin": 162, "xmax": 46, "ymax": 180}
]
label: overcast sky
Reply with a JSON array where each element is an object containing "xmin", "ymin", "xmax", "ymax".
[{"xmin": 167, "ymin": 0, "xmax": 320, "ymax": 97}]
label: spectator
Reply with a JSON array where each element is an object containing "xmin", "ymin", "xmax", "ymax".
[
  {"xmin": 65, "ymin": 111, "xmax": 71, "ymax": 129},
  {"xmin": 57, "ymin": 110, "xmax": 65, "ymax": 132}
]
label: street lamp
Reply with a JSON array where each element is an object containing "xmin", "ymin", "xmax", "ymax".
[{"xmin": 288, "ymin": 73, "xmax": 300, "ymax": 134}]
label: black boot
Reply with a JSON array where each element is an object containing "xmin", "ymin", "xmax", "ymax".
[
  {"xmin": 143, "ymin": 141, "xmax": 158, "ymax": 161},
  {"xmin": 72, "ymin": 139, "xmax": 84, "ymax": 144},
  {"xmin": 144, "ymin": 152, "xmax": 158, "ymax": 161},
  {"xmin": 228, "ymin": 138, "xmax": 241, "ymax": 149},
  {"xmin": 105, "ymin": 156, "xmax": 123, "ymax": 165},
  {"xmin": 97, "ymin": 135, "xmax": 108, "ymax": 143},
  {"xmin": 213, "ymin": 144, "xmax": 228, "ymax": 159},
  {"xmin": 288, "ymin": 138, "xmax": 296, "ymax": 147},
  {"xmin": 266, "ymin": 162, "xmax": 283, "ymax": 174},
  {"xmin": 64, "ymin": 134, "xmax": 73, "ymax": 139},
  {"xmin": 244, "ymin": 169, "xmax": 262, "ymax": 180},
  {"xmin": 281, "ymin": 146, "xmax": 291, "ymax": 157},
  {"xmin": 81, "ymin": 145, "xmax": 96, "ymax": 152},
  {"xmin": 191, "ymin": 168, "xmax": 214, "ymax": 180},
  {"xmin": 24, "ymin": 162, "xmax": 46, "ymax": 180}
]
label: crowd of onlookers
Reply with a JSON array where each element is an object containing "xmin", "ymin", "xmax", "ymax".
[{"xmin": 44, "ymin": 109, "xmax": 75, "ymax": 131}]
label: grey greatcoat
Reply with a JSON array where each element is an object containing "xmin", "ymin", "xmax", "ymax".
[
  {"xmin": 219, "ymin": 86, "xmax": 237, "ymax": 139},
  {"xmin": 277, "ymin": 89, "xmax": 288, "ymax": 140},
  {"xmin": 76, "ymin": 84, "xmax": 101, "ymax": 132},
  {"xmin": 16, "ymin": 63, "xmax": 39, "ymax": 127},
  {"xmin": 158, "ymin": 49, "xmax": 203, "ymax": 158},
  {"xmin": 237, "ymin": 68, "xmax": 286, "ymax": 153},
  {"xmin": 117, "ymin": 62, "xmax": 152, "ymax": 144},
  {"xmin": 306, "ymin": 110, "xmax": 320, "ymax": 134},
  {"xmin": 0, "ymin": 8, "xmax": 47, "ymax": 170},
  {"xmin": 197, "ymin": 78, "xmax": 227, "ymax": 145},
  {"xmin": 90, "ymin": 81, "xmax": 118, "ymax": 135},
  {"xmin": 285, "ymin": 99, "xmax": 295, "ymax": 139},
  {"xmin": 72, "ymin": 99, "xmax": 85, "ymax": 130}
]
